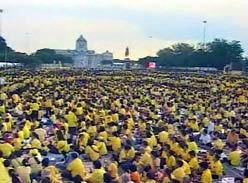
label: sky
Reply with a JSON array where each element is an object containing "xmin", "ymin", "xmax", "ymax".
[{"xmin": 1, "ymin": 0, "xmax": 248, "ymax": 59}]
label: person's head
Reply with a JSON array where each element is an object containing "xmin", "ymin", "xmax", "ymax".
[
  {"xmin": 244, "ymin": 169, "xmax": 248, "ymax": 178},
  {"xmin": 71, "ymin": 152, "xmax": 78, "ymax": 160},
  {"xmin": 3, "ymin": 159, "xmax": 11, "ymax": 167},
  {"xmin": 22, "ymin": 159, "xmax": 29, "ymax": 167},
  {"xmin": 176, "ymin": 160, "xmax": 183, "ymax": 168},
  {"xmin": 111, "ymin": 154, "xmax": 118, "ymax": 162},
  {"xmin": 129, "ymin": 164, "xmax": 137, "ymax": 172},
  {"xmin": 214, "ymin": 154, "xmax": 221, "ymax": 162},
  {"xmin": 200, "ymin": 162, "xmax": 209, "ymax": 171},
  {"xmin": 189, "ymin": 151, "xmax": 196, "ymax": 158},
  {"xmin": 103, "ymin": 173, "xmax": 112, "ymax": 183},
  {"xmin": 42, "ymin": 158, "xmax": 50, "ymax": 167},
  {"xmin": 93, "ymin": 160, "xmax": 102, "ymax": 169},
  {"xmin": 147, "ymin": 172, "xmax": 155, "ymax": 180},
  {"xmin": 124, "ymin": 144, "xmax": 131, "ymax": 151}
]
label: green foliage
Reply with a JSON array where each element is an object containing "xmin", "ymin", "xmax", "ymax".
[
  {"xmin": 139, "ymin": 39, "xmax": 244, "ymax": 70},
  {"xmin": 0, "ymin": 37, "xmax": 73, "ymax": 67}
]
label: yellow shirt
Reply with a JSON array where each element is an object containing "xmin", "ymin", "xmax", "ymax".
[
  {"xmin": 85, "ymin": 145, "xmax": 100, "ymax": 161},
  {"xmin": 201, "ymin": 169, "xmax": 212, "ymax": 183},
  {"xmin": 167, "ymin": 155, "xmax": 176, "ymax": 169},
  {"xmin": 119, "ymin": 148, "xmax": 135, "ymax": 162},
  {"xmin": 65, "ymin": 111, "xmax": 78, "ymax": 127},
  {"xmin": 89, "ymin": 168, "xmax": 106, "ymax": 183},
  {"xmin": 229, "ymin": 150, "xmax": 241, "ymax": 166},
  {"xmin": 213, "ymin": 139, "xmax": 224, "ymax": 149},
  {"xmin": 108, "ymin": 162, "xmax": 118, "ymax": 178},
  {"xmin": 158, "ymin": 131, "xmax": 169, "ymax": 143},
  {"xmin": 0, "ymin": 143, "xmax": 14, "ymax": 158},
  {"xmin": 31, "ymin": 138, "xmax": 41, "ymax": 149},
  {"xmin": 188, "ymin": 157, "xmax": 199, "ymax": 170},
  {"xmin": 109, "ymin": 136, "xmax": 121, "ymax": 152},
  {"xmin": 0, "ymin": 161, "xmax": 11, "ymax": 183},
  {"xmin": 139, "ymin": 152, "xmax": 152, "ymax": 167},
  {"xmin": 171, "ymin": 167, "xmax": 186, "ymax": 181},
  {"xmin": 211, "ymin": 160, "xmax": 223, "ymax": 176},
  {"xmin": 56, "ymin": 140, "xmax": 70, "ymax": 153},
  {"xmin": 243, "ymin": 178, "xmax": 248, "ymax": 183},
  {"xmin": 67, "ymin": 158, "xmax": 85, "ymax": 178},
  {"xmin": 182, "ymin": 160, "xmax": 191, "ymax": 175},
  {"xmin": 187, "ymin": 141, "xmax": 198, "ymax": 153}
]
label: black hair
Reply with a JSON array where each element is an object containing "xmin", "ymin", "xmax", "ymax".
[{"xmin": 93, "ymin": 160, "xmax": 102, "ymax": 169}]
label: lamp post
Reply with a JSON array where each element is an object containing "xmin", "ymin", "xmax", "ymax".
[
  {"xmin": 0, "ymin": 9, "xmax": 3, "ymax": 37},
  {"xmin": 202, "ymin": 20, "xmax": 207, "ymax": 50}
]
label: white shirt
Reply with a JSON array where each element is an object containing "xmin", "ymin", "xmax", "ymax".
[
  {"xmin": 199, "ymin": 134, "xmax": 211, "ymax": 144},
  {"xmin": 207, "ymin": 121, "xmax": 215, "ymax": 133}
]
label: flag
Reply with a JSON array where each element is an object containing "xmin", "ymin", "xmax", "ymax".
[{"xmin": 125, "ymin": 47, "xmax": 129, "ymax": 57}]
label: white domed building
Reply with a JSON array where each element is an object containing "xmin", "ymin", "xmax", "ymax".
[{"xmin": 55, "ymin": 35, "xmax": 113, "ymax": 69}]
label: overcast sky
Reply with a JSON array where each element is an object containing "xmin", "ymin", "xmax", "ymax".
[{"xmin": 1, "ymin": 0, "xmax": 248, "ymax": 59}]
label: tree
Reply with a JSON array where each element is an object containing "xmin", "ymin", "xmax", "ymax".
[{"xmin": 138, "ymin": 39, "xmax": 245, "ymax": 70}]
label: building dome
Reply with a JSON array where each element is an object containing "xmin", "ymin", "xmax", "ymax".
[{"xmin": 76, "ymin": 35, "xmax": 88, "ymax": 52}]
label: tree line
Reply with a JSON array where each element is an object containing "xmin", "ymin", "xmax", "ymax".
[
  {"xmin": 138, "ymin": 39, "xmax": 246, "ymax": 70},
  {"xmin": 0, "ymin": 36, "xmax": 72, "ymax": 67},
  {"xmin": 0, "ymin": 36, "xmax": 246, "ymax": 70}
]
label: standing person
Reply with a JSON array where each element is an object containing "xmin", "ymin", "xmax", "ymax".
[{"xmin": 65, "ymin": 108, "xmax": 78, "ymax": 138}]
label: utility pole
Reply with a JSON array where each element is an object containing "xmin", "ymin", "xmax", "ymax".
[
  {"xmin": 202, "ymin": 20, "xmax": 207, "ymax": 50},
  {"xmin": 0, "ymin": 9, "xmax": 3, "ymax": 37}
]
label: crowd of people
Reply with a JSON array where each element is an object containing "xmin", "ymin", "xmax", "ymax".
[{"xmin": 0, "ymin": 70, "xmax": 248, "ymax": 183}]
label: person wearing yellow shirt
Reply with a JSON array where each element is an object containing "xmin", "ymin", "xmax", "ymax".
[
  {"xmin": 13, "ymin": 133, "xmax": 22, "ymax": 151},
  {"xmin": 187, "ymin": 136, "xmax": 198, "ymax": 153},
  {"xmin": 182, "ymin": 159, "xmax": 191, "ymax": 175},
  {"xmin": 76, "ymin": 103, "xmax": 83, "ymax": 116},
  {"xmin": 211, "ymin": 154, "xmax": 223, "ymax": 179},
  {"xmin": 0, "ymin": 141, "xmax": 14, "ymax": 158},
  {"xmin": 138, "ymin": 148, "xmax": 152, "ymax": 168},
  {"xmin": 63, "ymin": 153, "xmax": 85, "ymax": 182},
  {"xmin": 167, "ymin": 150, "xmax": 176, "ymax": 169},
  {"xmin": 85, "ymin": 140, "xmax": 100, "ymax": 161},
  {"xmin": 95, "ymin": 138, "xmax": 108, "ymax": 156},
  {"xmin": 41, "ymin": 158, "xmax": 62, "ymax": 183},
  {"xmin": 229, "ymin": 146, "xmax": 241, "ymax": 166},
  {"xmin": 212, "ymin": 136, "xmax": 224, "ymax": 150},
  {"xmin": 0, "ymin": 100, "xmax": 6, "ymax": 114},
  {"xmin": 88, "ymin": 160, "xmax": 106, "ymax": 183},
  {"xmin": 119, "ymin": 145, "xmax": 135, "ymax": 163},
  {"xmin": 242, "ymin": 169, "xmax": 248, "ymax": 183},
  {"xmin": 188, "ymin": 151, "xmax": 199, "ymax": 171},
  {"xmin": 30, "ymin": 100, "xmax": 39, "ymax": 121},
  {"xmin": 22, "ymin": 124, "xmax": 30, "ymax": 139},
  {"xmin": 107, "ymin": 154, "xmax": 119, "ymax": 180},
  {"xmin": 158, "ymin": 127, "xmax": 169, "ymax": 144},
  {"xmin": 200, "ymin": 162, "xmax": 212, "ymax": 183},
  {"xmin": 87, "ymin": 122, "xmax": 97, "ymax": 137},
  {"xmin": 31, "ymin": 133, "xmax": 42, "ymax": 149},
  {"xmin": 146, "ymin": 132, "xmax": 157, "ymax": 149},
  {"xmin": 4, "ymin": 118, "xmax": 12, "ymax": 132},
  {"xmin": 56, "ymin": 136, "xmax": 70, "ymax": 154},
  {"xmin": 98, "ymin": 126, "xmax": 108, "ymax": 143},
  {"xmin": 65, "ymin": 109, "xmax": 78, "ymax": 137},
  {"xmin": 171, "ymin": 160, "xmax": 186, "ymax": 182},
  {"xmin": 109, "ymin": 132, "xmax": 121, "ymax": 152}
]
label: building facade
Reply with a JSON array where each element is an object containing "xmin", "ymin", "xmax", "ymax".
[{"xmin": 55, "ymin": 35, "xmax": 113, "ymax": 69}]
